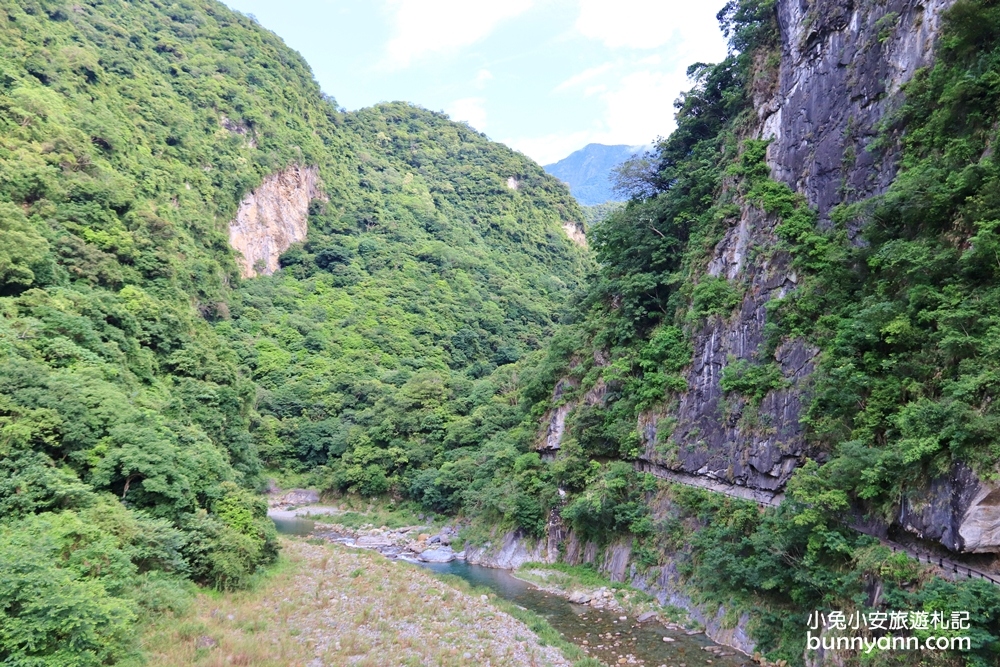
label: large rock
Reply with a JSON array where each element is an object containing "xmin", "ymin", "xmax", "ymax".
[
  {"xmin": 900, "ymin": 463, "xmax": 1000, "ymax": 553},
  {"xmin": 228, "ymin": 164, "xmax": 324, "ymax": 277},
  {"xmin": 418, "ymin": 547, "xmax": 456, "ymax": 563},
  {"xmin": 959, "ymin": 487, "xmax": 1000, "ymax": 553},
  {"xmin": 281, "ymin": 489, "xmax": 320, "ymax": 507}
]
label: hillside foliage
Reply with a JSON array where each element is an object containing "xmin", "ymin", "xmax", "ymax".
[
  {"xmin": 5, "ymin": 0, "xmax": 1000, "ymax": 666},
  {"xmin": 512, "ymin": 0, "xmax": 1000, "ymax": 665},
  {"xmin": 0, "ymin": 0, "xmax": 588, "ymax": 663}
]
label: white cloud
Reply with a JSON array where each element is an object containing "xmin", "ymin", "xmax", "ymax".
[
  {"xmin": 510, "ymin": 65, "xmax": 694, "ymax": 164},
  {"xmin": 505, "ymin": 130, "xmax": 597, "ymax": 166},
  {"xmin": 383, "ymin": 0, "xmax": 534, "ymax": 69},
  {"xmin": 474, "ymin": 68, "xmax": 494, "ymax": 88},
  {"xmin": 575, "ymin": 0, "xmax": 725, "ymax": 61},
  {"xmin": 447, "ymin": 97, "xmax": 488, "ymax": 131},
  {"xmin": 554, "ymin": 62, "xmax": 613, "ymax": 92},
  {"xmin": 505, "ymin": 0, "xmax": 729, "ymax": 165},
  {"xmin": 600, "ymin": 69, "xmax": 689, "ymax": 143}
]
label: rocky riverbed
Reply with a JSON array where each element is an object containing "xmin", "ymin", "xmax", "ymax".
[
  {"xmin": 140, "ymin": 538, "xmax": 572, "ymax": 666},
  {"xmin": 270, "ymin": 501, "xmax": 759, "ymax": 667},
  {"xmin": 309, "ymin": 518, "xmax": 469, "ymax": 563}
]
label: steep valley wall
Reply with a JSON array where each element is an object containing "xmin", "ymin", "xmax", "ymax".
[
  {"xmin": 537, "ymin": 0, "xmax": 999, "ymax": 576},
  {"xmin": 633, "ymin": 0, "xmax": 1000, "ymax": 558}
]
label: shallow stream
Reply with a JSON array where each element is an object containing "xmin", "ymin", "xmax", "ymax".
[
  {"xmin": 271, "ymin": 514, "xmax": 749, "ymax": 666},
  {"xmin": 420, "ymin": 559, "xmax": 748, "ymax": 667}
]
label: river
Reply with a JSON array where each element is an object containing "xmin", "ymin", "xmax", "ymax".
[{"xmin": 272, "ymin": 514, "xmax": 750, "ymax": 666}]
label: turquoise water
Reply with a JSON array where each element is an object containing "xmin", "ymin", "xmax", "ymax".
[
  {"xmin": 417, "ymin": 560, "xmax": 749, "ymax": 667},
  {"xmin": 271, "ymin": 514, "xmax": 316, "ymax": 536},
  {"xmin": 270, "ymin": 516, "xmax": 749, "ymax": 665}
]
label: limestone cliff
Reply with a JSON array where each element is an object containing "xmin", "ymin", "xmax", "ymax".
[
  {"xmin": 633, "ymin": 0, "xmax": 950, "ymax": 489},
  {"xmin": 630, "ymin": 0, "xmax": 1000, "ymax": 556},
  {"xmin": 228, "ymin": 165, "xmax": 323, "ymax": 278}
]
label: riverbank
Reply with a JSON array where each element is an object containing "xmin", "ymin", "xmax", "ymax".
[
  {"xmin": 135, "ymin": 538, "xmax": 574, "ymax": 666},
  {"xmin": 273, "ymin": 503, "xmax": 757, "ymax": 666}
]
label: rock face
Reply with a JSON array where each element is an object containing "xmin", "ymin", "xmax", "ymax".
[
  {"xmin": 561, "ymin": 221, "xmax": 587, "ymax": 247},
  {"xmin": 764, "ymin": 0, "xmax": 955, "ymax": 223},
  {"xmin": 538, "ymin": 379, "xmax": 607, "ymax": 455},
  {"xmin": 228, "ymin": 164, "xmax": 323, "ymax": 278},
  {"xmin": 899, "ymin": 464, "xmax": 1000, "ymax": 553},
  {"xmin": 465, "ymin": 530, "xmax": 549, "ymax": 569},
  {"xmin": 637, "ymin": 1, "xmax": 949, "ymax": 489},
  {"xmin": 631, "ymin": 0, "xmax": 1000, "ymax": 555},
  {"xmin": 638, "ymin": 226, "xmax": 819, "ymax": 491}
]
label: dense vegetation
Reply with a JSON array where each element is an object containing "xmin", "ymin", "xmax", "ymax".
[
  {"xmin": 6, "ymin": 0, "xmax": 1000, "ymax": 665},
  {"xmin": 507, "ymin": 0, "xmax": 1000, "ymax": 665},
  {"xmin": 0, "ymin": 0, "xmax": 587, "ymax": 663}
]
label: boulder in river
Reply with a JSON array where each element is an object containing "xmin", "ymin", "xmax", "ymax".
[
  {"xmin": 419, "ymin": 547, "xmax": 456, "ymax": 563},
  {"xmin": 568, "ymin": 591, "xmax": 593, "ymax": 604},
  {"xmin": 282, "ymin": 489, "xmax": 320, "ymax": 507}
]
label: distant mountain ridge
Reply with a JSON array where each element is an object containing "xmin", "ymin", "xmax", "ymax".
[{"xmin": 543, "ymin": 143, "xmax": 643, "ymax": 206}]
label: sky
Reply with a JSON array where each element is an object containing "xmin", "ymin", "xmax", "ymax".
[{"xmin": 221, "ymin": 0, "xmax": 730, "ymax": 165}]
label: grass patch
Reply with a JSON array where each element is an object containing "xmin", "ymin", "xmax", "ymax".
[
  {"xmin": 431, "ymin": 572, "xmax": 602, "ymax": 667},
  {"xmin": 134, "ymin": 538, "xmax": 573, "ymax": 666},
  {"xmin": 310, "ymin": 499, "xmax": 435, "ymax": 530},
  {"xmin": 519, "ymin": 561, "xmax": 627, "ymax": 590}
]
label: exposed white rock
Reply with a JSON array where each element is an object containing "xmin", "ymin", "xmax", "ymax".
[
  {"xmin": 419, "ymin": 547, "xmax": 457, "ymax": 563},
  {"xmin": 228, "ymin": 164, "xmax": 324, "ymax": 278},
  {"xmin": 562, "ymin": 221, "xmax": 587, "ymax": 247},
  {"xmin": 959, "ymin": 485, "xmax": 1000, "ymax": 553}
]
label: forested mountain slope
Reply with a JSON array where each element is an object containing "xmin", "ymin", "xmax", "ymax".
[
  {"xmin": 0, "ymin": 1, "xmax": 588, "ymax": 663},
  {"xmin": 543, "ymin": 143, "xmax": 639, "ymax": 205},
  {"xmin": 508, "ymin": 0, "xmax": 1000, "ymax": 665}
]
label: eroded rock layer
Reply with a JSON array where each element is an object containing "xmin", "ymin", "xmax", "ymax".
[
  {"xmin": 632, "ymin": 0, "xmax": 1000, "ymax": 555},
  {"xmin": 228, "ymin": 164, "xmax": 323, "ymax": 277}
]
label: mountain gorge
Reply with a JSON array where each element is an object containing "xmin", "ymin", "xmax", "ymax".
[
  {"xmin": 4, "ymin": 0, "xmax": 1000, "ymax": 666},
  {"xmin": 543, "ymin": 143, "xmax": 641, "ymax": 206},
  {"xmin": 0, "ymin": 1, "xmax": 587, "ymax": 663},
  {"xmin": 512, "ymin": 0, "xmax": 1000, "ymax": 664}
]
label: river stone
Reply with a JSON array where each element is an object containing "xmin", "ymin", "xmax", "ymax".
[
  {"xmin": 568, "ymin": 591, "xmax": 592, "ymax": 604},
  {"xmin": 356, "ymin": 535, "xmax": 391, "ymax": 548},
  {"xmin": 282, "ymin": 488, "xmax": 320, "ymax": 506},
  {"xmin": 637, "ymin": 611, "xmax": 658, "ymax": 623},
  {"xmin": 419, "ymin": 547, "xmax": 456, "ymax": 563}
]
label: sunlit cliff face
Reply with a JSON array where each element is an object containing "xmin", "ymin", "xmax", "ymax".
[{"xmin": 228, "ymin": 164, "xmax": 324, "ymax": 277}]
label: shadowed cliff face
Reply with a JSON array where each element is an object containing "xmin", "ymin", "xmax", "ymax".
[
  {"xmin": 228, "ymin": 165, "xmax": 323, "ymax": 277},
  {"xmin": 632, "ymin": 0, "xmax": 1000, "ymax": 555},
  {"xmin": 764, "ymin": 0, "xmax": 955, "ymax": 224}
]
